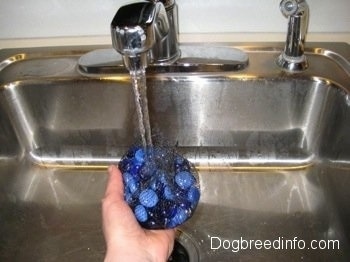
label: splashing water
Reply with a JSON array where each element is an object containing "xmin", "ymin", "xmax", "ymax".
[
  {"xmin": 130, "ymin": 69, "xmax": 152, "ymax": 147},
  {"xmin": 121, "ymin": 65, "xmax": 201, "ymax": 230}
]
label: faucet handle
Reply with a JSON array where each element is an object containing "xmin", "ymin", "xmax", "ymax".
[{"xmin": 111, "ymin": 2, "xmax": 169, "ymax": 57}]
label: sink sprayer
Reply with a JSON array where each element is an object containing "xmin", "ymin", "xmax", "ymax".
[{"xmin": 277, "ymin": 0, "xmax": 309, "ymax": 71}]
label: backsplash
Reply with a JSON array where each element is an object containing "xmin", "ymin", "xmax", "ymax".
[{"xmin": 0, "ymin": 0, "xmax": 349, "ymax": 40}]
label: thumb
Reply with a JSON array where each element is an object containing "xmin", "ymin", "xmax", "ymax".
[
  {"xmin": 104, "ymin": 165, "xmax": 124, "ymax": 200},
  {"xmin": 102, "ymin": 165, "xmax": 141, "ymax": 240}
]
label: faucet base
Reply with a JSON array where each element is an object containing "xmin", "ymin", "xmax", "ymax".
[
  {"xmin": 77, "ymin": 45, "xmax": 249, "ymax": 76},
  {"xmin": 150, "ymin": 50, "xmax": 181, "ymax": 66},
  {"xmin": 277, "ymin": 52, "xmax": 308, "ymax": 72}
]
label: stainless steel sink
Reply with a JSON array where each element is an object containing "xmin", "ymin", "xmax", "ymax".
[{"xmin": 1, "ymin": 42, "xmax": 350, "ymax": 261}]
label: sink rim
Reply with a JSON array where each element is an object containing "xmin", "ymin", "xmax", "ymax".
[
  {"xmin": 0, "ymin": 42, "xmax": 350, "ymax": 262},
  {"xmin": 0, "ymin": 42, "xmax": 349, "ymax": 171}
]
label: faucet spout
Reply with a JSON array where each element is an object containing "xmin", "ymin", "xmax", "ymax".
[
  {"xmin": 111, "ymin": 1, "xmax": 180, "ymax": 71},
  {"xmin": 277, "ymin": 0, "xmax": 309, "ymax": 71}
]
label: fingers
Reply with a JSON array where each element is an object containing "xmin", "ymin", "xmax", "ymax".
[
  {"xmin": 147, "ymin": 228, "xmax": 176, "ymax": 260},
  {"xmin": 164, "ymin": 229, "xmax": 176, "ymax": 257},
  {"xmin": 102, "ymin": 165, "xmax": 177, "ymax": 260},
  {"xmin": 102, "ymin": 165, "xmax": 126, "ymax": 241},
  {"xmin": 102, "ymin": 165, "xmax": 141, "ymax": 237},
  {"xmin": 105, "ymin": 165, "xmax": 124, "ymax": 199},
  {"xmin": 164, "ymin": 229, "xmax": 176, "ymax": 242},
  {"xmin": 102, "ymin": 165, "xmax": 130, "ymax": 226}
]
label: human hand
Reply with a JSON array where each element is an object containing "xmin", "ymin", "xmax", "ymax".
[{"xmin": 102, "ymin": 165, "xmax": 176, "ymax": 262}]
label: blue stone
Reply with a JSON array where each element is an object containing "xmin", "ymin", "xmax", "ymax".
[
  {"xmin": 139, "ymin": 189, "xmax": 159, "ymax": 208},
  {"xmin": 130, "ymin": 163, "xmax": 142, "ymax": 176},
  {"xmin": 174, "ymin": 187, "xmax": 186, "ymax": 198},
  {"xmin": 139, "ymin": 161, "xmax": 156, "ymax": 179},
  {"xmin": 134, "ymin": 205, "xmax": 148, "ymax": 222},
  {"xmin": 175, "ymin": 155, "xmax": 185, "ymax": 165},
  {"xmin": 164, "ymin": 186, "xmax": 175, "ymax": 200},
  {"xmin": 157, "ymin": 170, "xmax": 169, "ymax": 185},
  {"xmin": 123, "ymin": 172, "xmax": 138, "ymax": 194},
  {"xmin": 134, "ymin": 148, "xmax": 145, "ymax": 164},
  {"xmin": 171, "ymin": 207, "xmax": 188, "ymax": 226},
  {"xmin": 187, "ymin": 186, "xmax": 200, "ymax": 205},
  {"xmin": 175, "ymin": 157, "xmax": 191, "ymax": 173},
  {"xmin": 122, "ymin": 172, "xmax": 133, "ymax": 184},
  {"xmin": 166, "ymin": 219, "xmax": 177, "ymax": 228},
  {"xmin": 124, "ymin": 188, "xmax": 133, "ymax": 204},
  {"xmin": 150, "ymin": 178, "xmax": 160, "ymax": 192},
  {"xmin": 175, "ymin": 171, "xmax": 195, "ymax": 190},
  {"xmin": 179, "ymin": 200, "xmax": 191, "ymax": 210},
  {"xmin": 127, "ymin": 181, "xmax": 138, "ymax": 195},
  {"xmin": 163, "ymin": 203, "xmax": 177, "ymax": 219}
]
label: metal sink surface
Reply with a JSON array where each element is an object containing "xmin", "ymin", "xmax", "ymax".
[{"xmin": 0, "ymin": 43, "xmax": 350, "ymax": 261}]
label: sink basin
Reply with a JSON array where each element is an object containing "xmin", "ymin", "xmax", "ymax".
[{"xmin": 1, "ymin": 43, "xmax": 350, "ymax": 261}]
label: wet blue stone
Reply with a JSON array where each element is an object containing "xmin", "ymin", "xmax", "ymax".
[
  {"xmin": 175, "ymin": 171, "xmax": 195, "ymax": 190},
  {"xmin": 134, "ymin": 205, "xmax": 148, "ymax": 222},
  {"xmin": 122, "ymin": 172, "xmax": 133, "ymax": 184},
  {"xmin": 174, "ymin": 188, "xmax": 186, "ymax": 198},
  {"xmin": 162, "ymin": 202, "xmax": 177, "ymax": 219},
  {"xmin": 166, "ymin": 219, "xmax": 177, "ymax": 228},
  {"xmin": 157, "ymin": 170, "xmax": 169, "ymax": 185},
  {"xmin": 175, "ymin": 157, "xmax": 191, "ymax": 173},
  {"xmin": 175, "ymin": 155, "xmax": 185, "ymax": 165},
  {"xmin": 164, "ymin": 186, "xmax": 175, "ymax": 200},
  {"xmin": 187, "ymin": 186, "xmax": 200, "ymax": 205},
  {"xmin": 139, "ymin": 189, "xmax": 159, "ymax": 208},
  {"xmin": 171, "ymin": 207, "xmax": 188, "ymax": 226},
  {"xmin": 130, "ymin": 163, "xmax": 142, "ymax": 176},
  {"xmin": 179, "ymin": 200, "xmax": 191, "ymax": 210},
  {"xmin": 134, "ymin": 148, "xmax": 145, "ymax": 164},
  {"xmin": 124, "ymin": 188, "xmax": 133, "ymax": 204},
  {"xmin": 150, "ymin": 178, "xmax": 160, "ymax": 192},
  {"xmin": 123, "ymin": 172, "xmax": 138, "ymax": 194},
  {"xmin": 139, "ymin": 161, "xmax": 157, "ymax": 179},
  {"xmin": 127, "ymin": 182, "xmax": 138, "ymax": 195}
]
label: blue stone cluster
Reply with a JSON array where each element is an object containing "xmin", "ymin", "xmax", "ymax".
[{"xmin": 118, "ymin": 146, "xmax": 200, "ymax": 229}]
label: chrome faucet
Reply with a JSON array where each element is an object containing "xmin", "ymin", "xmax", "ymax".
[
  {"xmin": 78, "ymin": 0, "xmax": 249, "ymax": 75},
  {"xmin": 277, "ymin": 0, "xmax": 309, "ymax": 71},
  {"xmin": 110, "ymin": 0, "xmax": 180, "ymax": 71}
]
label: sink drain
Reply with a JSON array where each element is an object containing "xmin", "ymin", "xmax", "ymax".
[{"xmin": 168, "ymin": 230, "xmax": 199, "ymax": 262}]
